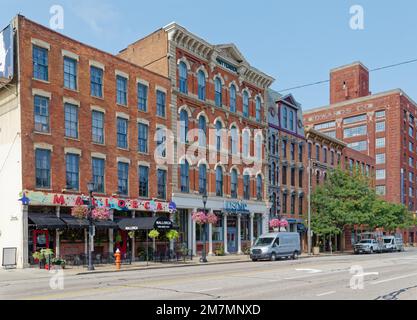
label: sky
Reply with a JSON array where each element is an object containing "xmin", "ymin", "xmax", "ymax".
[{"xmin": 1, "ymin": 0, "xmax": 417, "ymax": 110}]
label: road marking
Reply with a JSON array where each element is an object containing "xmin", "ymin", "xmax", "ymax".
[
  {"xmin": 316, "ymin": 291, "xmax": 336, "ymax": 297},
  {"xmin": 371, "ymin": 272, "xmax": 417, "ymax": 285},
  {"xmin": 361, "ymin": 272, "xmax": 379, "ymax": 277},
  {"xmin": 295, "ymin": 268, "xmax": 322, "ymax": 273},
  {"xmin": 195, "ymin": 287, "xmax": 222, "ymax": 293}
]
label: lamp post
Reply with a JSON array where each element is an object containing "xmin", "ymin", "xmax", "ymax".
[
  {"xmin": 200, "ymin": 191, "xmax": 208, "ymax": 263},
  {"xmin": 307, "ymin": 159, "xmax": 313, "ymax": 256},
  {"xmin": 87, "ymin": 182, "xmax": 95, "ymax": 271}
]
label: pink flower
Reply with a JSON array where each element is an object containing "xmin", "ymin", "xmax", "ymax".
[
  {"xmin": 71, "ymin": 206, "xmax": 88, "ymax": 219},
  {"xmin": 91, "ymin": 207, "xmax": 110, "ymax": 220},
  {"xmin": 280, "ymin": 219, "xmax": 289, "ymax": 228},
  {"xmin": 269, "ymin": 219, "xmax": 280, "ymax": 228},
  {"xmin": 192, "ymin": 211, "xmax": 207, "ymax": 225},
  {"xmin": 207, "ymin": 213, "xmax": 218, "ymax": 224}
]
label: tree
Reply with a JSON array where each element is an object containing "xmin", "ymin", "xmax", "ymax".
[{"xmin": 370, "ymin": 199, "xmax": 414, "ymax": 232}]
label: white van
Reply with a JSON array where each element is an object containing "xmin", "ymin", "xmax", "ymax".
[
  {"xmin": 250, "ymin": 232, "xmax": 301, "ymax": 261},
  {"xmin": 382, "ymin": 236, "xmax": 404, "ymax": 252}
]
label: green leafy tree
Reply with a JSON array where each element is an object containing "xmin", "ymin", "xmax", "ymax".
[{"xmin": 370, "ymin": 199, "xmax": 414, "ymax": 232}]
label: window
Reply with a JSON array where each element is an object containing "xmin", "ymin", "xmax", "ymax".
[
  {"xmin": 63, "ymin": 57, "xmax": 77, "ymax": 90},
  {"xmin": 282, "ymin": 107, "xmax": 288, "ymax": 129},
  {"xmin": 282, "ymin": 193, "xmax": 287, "ymax": 213},
  {"xmin": 289, "ymin": 110, "xmax": 294, "ymax": 131},
  {"xmin": 330, "ymin": 151, "xmax": 335, "ymax": 166},
  {"xmin": 316, "ymin": 145, "xmax": 320, "ymax": 161},
  {"xmin": 92, "ymin": 111, "xmax": 104, "ymax": 144},
  {"xmin": 216, "ymin": 166, "xmax": 223, "ymax": 197},
  {"xmin": 138, "ymin": 123, "xmax": 148, "ymax": 153},
  {"xmin": 156, "ymin": 128, "xmax": 166, "ymax": 158},
  {"xmin": 180, "ymin": 160, "xmax": 189, "ymax": 193},
  {"xmin": 138, "ymin": 166, "xmax": 149, "ymax": 198},
  {"xmin": 231, "ymin": 126, "xmax": 238, "ymax": 155},
  {"xmin": 33, "ymin": 45, "xmax": 48, "ymax": 81},
  {"xmin": 376, "ymin": 137, "xmax": 386, "ymax": 148},
  {"xmin": 66, "ymin": 153, "xmax": 79, "ymax": 190},
  {"xmin": 179, "ymin": 62, "xmax": 188, "ymax": 93},
  {"xmin": 410, "ymin": 114, "xmax": 415, "ymax": 124},
  {"xmin": 230, "ymin": 84, "xmax": 237, "ymax": 112},
  {"xmin": 376, "ymin": 169, "xmax": 386, "ymax": 180},
  {"xmin": 90, "ymin": 66, "xmax": 103, "ymax": 98},
  {"xmin": 298, "ymin": 145, "xmax": 303, "ymax": 162},
  {"xmin": 290, "ymin": 194, "xmax": 295, "ymax": 215},
  {"xmin": 308, "ymin": 143, "xmax": 312, "ymax": 159},
  {"xmin": 282, "ymin": 140, "xmax": 287, "ymax": 159},
  {"xmin": 117, "ymin": 117, "xmax": 128, "ymax": 149},
  {"xmin": 64, "ymin": 103, "xmax": 78, "ymax": 139},
  {"xmin": 410, "ymin": 172, "xmax": 414, "ymax": 183},
  {"xmin": 243, "ymin": 174, "xmax": 250, "ymax": 200},
  {"xmin": 255, "ymin": 135, "xmax": 262, "ymax": 161},
  {"xmin": 157, "ymin": 169, "xmax": 167, "ymax": 199},
  {"xmin": 215, "ymin": 78, "xmax": 222, "ymax": 107},
  {"xmin": 323, "ymin": 148, "xmax": 327, "ymax": 163},
  {"xmin": 291, "ymin": 168, "xmax": 295, "ymax": 186},
  {"xmin": 299, "ymin": 170, "xmax": 303, "ymax": 188},
  {"xmin": 137, "ymin": 83, "xmax": 148, "ymax": 112},
  {"xmin": 216, "ymin": 121, "xmax": 222, "ymax": 152},
  {"xmin": 256, "ymin": 175, "xmax": 262, "ymax": 200},
  {"xmin": 348, "ymin": 141, "xmax": 367, "ymax": 151},
  {"xmin": 343, "ymin": 114, "xmax": 366, "ymax": 125},
  {"xmin": 376, "ymin": 121, "xmax": 385, "ymax": 132},
  {"xmin": 199, "ymin": 165, "xmax": 207, "ymax": 195},
  {"xmin": 376, "ymin": 185, "xmax": 386, "ymax": 196},
  {"xmin": 314, "ymin": 121, "xmax": 336, "ymax": 130},
  {"xmin": 118, "ymin": 162, "xmax": 129, "ymax": 195},
  {"xmin": 410, "ymin": 142, "xmax": 414, "ymax": 152},
  {"xmin": 156, "ymin": 90, "xmax": 166, "ymax": 117},
  {"xmin": 324, "ymin": 131, "xmax": 336, "ymax": 138},
  {"xmin": 180, "ymin": 109, "xmax": 188, "ymax": 143},
  {"xmin": 282, "ymin": 166, "xmax": 287, "ymax": 185},
  {"xmin": 290, "ymin": 143, "xmax": 295, "ymax": 161},
  {"xmin": 271, "ymin": 163, "xmax": 276, "ymax": 186},
  {"xmin": 231, "ymin": 169, "xmax": 238, "ymax": 198},
  {"xmin": 256, "ymin": 97, "xmax": 261, "ymax": 122},
  {"xmin": 243, "ymin": 131, "xmax": 250, "ymax": 158},
  {"xmin": 344, "ymin": 125, "xmax": 367, "ymax": 138},
  {"xmin": 299, "ymin": 196, "xmax": 304, "ymax": 215},
  {"xmin": 243, "ymin": 91, "xmax": 249, "ymax": 117},
  {"xmin": 35, "ymin": 149, "xmax": 51, "ymax": 188},
  {"xmin": 197, "ymin": 70, "xmax": 206, "ymax": 100},
  {"xmin": 92, "ymin": 158, "xmax": 105, "ymax": 193},
  {"xmin": 34, "ymin": 95, "xmax": 49, "ymax": 133},
  {"xmin": 197, "ymin": 116, "xmax": 206, "ymax": 147},
  {"xmin": 410, "ymin": 157, "xmax": 414, "ymax": 168},
  {"xmin": 409, "ymin": 125, "xmax": 414, "ymax": 137},
  {"xmin": 375, "ymin": 110, "xmax": 385, "ymax": 118},
  {"xmin": 376, "ymin": 153, "xmax": 386, "ymax": 164}
]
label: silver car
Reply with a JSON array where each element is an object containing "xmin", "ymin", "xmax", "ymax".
[
  {"xmin": 250, "ymin": 232, "xmax": 301, "ymax": 261},
  {"xmin": 353, "ymin": 239, "xmax": 383, "ymax": 254}
]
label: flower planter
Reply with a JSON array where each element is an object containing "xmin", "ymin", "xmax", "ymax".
[{"xmin": 313, "ymin": 247, "xmax": 320, "ymax": 255}]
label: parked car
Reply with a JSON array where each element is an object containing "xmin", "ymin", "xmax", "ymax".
[
  {"xmin": 353, "ymin": 239, "xmax": 383, "ymax": 254},
  {"xmin": 382, "ymin": 236, "xmax": 404, "ymax": 252},
  {"xmin": 250, "ymin": 232, "xmax": 301, "ymax": 261}
]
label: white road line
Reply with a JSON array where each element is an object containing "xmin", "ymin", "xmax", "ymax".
[
  {"xmin": 371, "ymin": 272, "xmax": 417, "ymax": 285},
  {"xmin": 316, "ymin": 291, "xmax": 336, "ymax": 297},
  {"xmin": 195, "ymin": 287, "xmax": 222, "ymax": 293},
  {"xmin": 295, "ymin": 269, "xmax": 322, "ymax": 273}
]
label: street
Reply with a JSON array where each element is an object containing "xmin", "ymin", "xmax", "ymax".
[{"xmin": 1, "ymin": 249, "xmax": 417, "ymax": 300}]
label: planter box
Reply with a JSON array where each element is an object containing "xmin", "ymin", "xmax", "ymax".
[{"xmin": 313, "ymin": 247, "xmax": 320, "ymax": 255}]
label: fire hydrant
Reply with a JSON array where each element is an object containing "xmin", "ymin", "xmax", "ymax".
[{"xmin": 115, "ymin": 248, "xmax": 121, "ymax": 270}]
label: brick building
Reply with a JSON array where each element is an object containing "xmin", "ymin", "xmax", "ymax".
[
  {"xmin": 119, "ymin": 23, "xmax": 274, "ymax": 255},
  {"xmin": 0, "ymin": 15, "xmax": 174, "ymax": 268},
  {"xmin": 305, "ymin": 127, "xmax": 375, "ymax": 251},
  {"xmin": 304, "ymin": 61, "xmax": 417, "ymax": 245}
]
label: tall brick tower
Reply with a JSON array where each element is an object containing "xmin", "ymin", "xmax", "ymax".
[{"xmin": 330, "ymin": 62, "xmax": 370, "ymax": 104}]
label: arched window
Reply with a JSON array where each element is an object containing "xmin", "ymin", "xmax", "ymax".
[
  {"xmin": 243, "ymin": 91, "xmax": 249, "ymax": 117},
  {"xmin": 256, "ymin": 97, "xmax": 261, "ymax": 122},
  {"xmin": 180, "ymin": 109, "xmax": 188, "ymax": 143},
  {"xmin": 230, "ymin": 84, "xmax": 237, "ymax": 112},
  {"xmin": 231, "ymin": 126, "xmax": 238, "ymax": 155},
  {"xmin": 199, "ymin": 164, "xmax": 207, "ymax": 194},
  {"xmin": 243, "ymin": 174, "xmax": 250, "ymax": 200},
  {"xmin": 179, "ymin": 62, "xmax": 188, "ymax": 94},
  {"xmin": 180, "ymin": 160, "xmax": 189, "ymax": 192},
  {"xmin": 242, "ymin": 130, "xmax": 250, "ymax": 158},
  {"xmin": 197, "ymin": 70, "xmax": 206, "ymax": 100},
  {"xmin": 271, "ymin": 162, "xmax": 276, "ymax": 186},
  {"xmin": 216, "ymin": 120, "xmax": 222, "ymax": 152},
  {"xmin": 216, "ymin": 166, "xmax": 223, "ymax": 197},
  {"xmin": 271, "ymin": 193, "xmax": 277, "ymax": 217},
  {"xmin": 271, "ymin": 134, "xmax": 276, "ymax": 155},
  {"xmin": 257, "ymin": 175, "xmax": 262, "ymax": 200},
  {"xmin": 198, "ymin": 116, "xmax": 206, "ymax": 147},
  {"xmin": 255, "ymin": 134, "xmax": 262, "ymax": 160},
  {"xmin": 215, "ymin": 78, "xmax": 222, "ymax": 107},
  {"xmin": 231, "ymin": 169, "xmax": 238, "ymax": 198}
]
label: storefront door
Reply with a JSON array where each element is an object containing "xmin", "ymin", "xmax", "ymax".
[
  {"xmin": 227, "ymin": 228, "xmax": 237, "ymax": 253},
  {"xmin": 115, "ymin": 230, "xmax": 128, "ymax": 255},
  {"xmin": 33, "ymin": 230, "xmax": 49, "ymax": 252}
]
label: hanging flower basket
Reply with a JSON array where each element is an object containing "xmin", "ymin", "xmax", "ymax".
[
  {"xmin": 166, "ymin": 229, "xmax": 179, "ymax": 241},
  {"xmin": 280, "ymin": 219, "xmax": 289, "ymax": 228},
  {"xmin": 91, "ymin": 207, "xmax": 110, "ymax": 220},
  {"xmin": 192, "ymin": 211, "xmax": 207, "ymax": 225},
  {"xmin": 71, "ymin": 205, "xmax": 88, "ymax": 219},
  {"xmin": 269, "ymin": 219, "xmax": 281, "ymax": 230},
  {"xmin": 148, "ymin": 229, "xmax": 160, "ymax": 239},
  {"xmin": 206, "ymin": 213, "xmax": 218, "ymax": 225}
]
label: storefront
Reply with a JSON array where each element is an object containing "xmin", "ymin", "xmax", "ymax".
[
  {"xmin": 172, "ymin": 193, "xmax": 268, "ymax": 256},
  {"xmin": 22, "ymin": 191, "xmax": 176, "ymax": 265}
]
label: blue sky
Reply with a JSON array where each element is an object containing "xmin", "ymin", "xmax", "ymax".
[{"xmin": 1, "ymin": 0, "xmax": 417, "ymax": 110}]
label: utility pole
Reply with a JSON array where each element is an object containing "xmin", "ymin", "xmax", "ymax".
[{"xmin": 307, "ymin": 159, "xmax": 312, "ymax": 256}]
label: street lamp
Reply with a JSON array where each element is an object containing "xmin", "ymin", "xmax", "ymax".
[
  {"xmin": 200, "ymin": 191, "xmax": 208, "ymax": 263},
  {"xmin": 87, "ymin": 182, "xmax": 95, "ymax": 271},
  {"xmin": 307, "ymin": 159, "xmax": 313, "ymax": 256}
]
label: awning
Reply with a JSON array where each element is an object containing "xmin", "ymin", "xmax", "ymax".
[
  {"xmin": 117, "ymin": 216, "xmax": 175, "ymax": 231},
  {"xmin": 93, "ymin": 220, "xmax": 118, "ymax": 229},
  {"xmin": 28, "ymin": 214, "xmax": 67, "ymax": 229},
  {"xmin": 60, "ymin": 215, "xmax": 89, "ymax": 229}
]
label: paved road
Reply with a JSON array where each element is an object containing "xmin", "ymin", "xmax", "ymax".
[{"xmin": 1, "ymin": 249, "xmax": 417, "ymax": 300}]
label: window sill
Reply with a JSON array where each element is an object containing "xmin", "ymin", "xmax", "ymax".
[
  {"xmin": 33, "ymin": 131, "xmax": 51, "ymax": 136},
  {"xmin": 63, "ymin": 87, "xmax": 79, "ymax": 93},
  {"xmin": 64, "ymin": 137, "xmax": 80, "ymax": 142},
  {"xmin": 117, "ymin": 147, "xmax": 129, "ymax": 152},
  {"xmin": 117, "ymin": 103, "xmax": 128, "ymax": 108},
  {"xmin": 35, "ymin": 188, "xmax": 52, "ymax": 192},
  {"xmin": 91, "ymin": 95, "xmax": 104, "ymax": 100},
  {"xmin": 138, "ymin": 151, "xmax": 149, "ymax": 156},
  {"xmin": 138, "ymin": 109, "xmax": 148, "ymax": 114},
  {"xmin": 92, "ymin": 142, "xmax": 106, "ymax": 147},
  {"xmin": 32, "ymin": 78, "xmax": 50, "ymax": 84}
]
